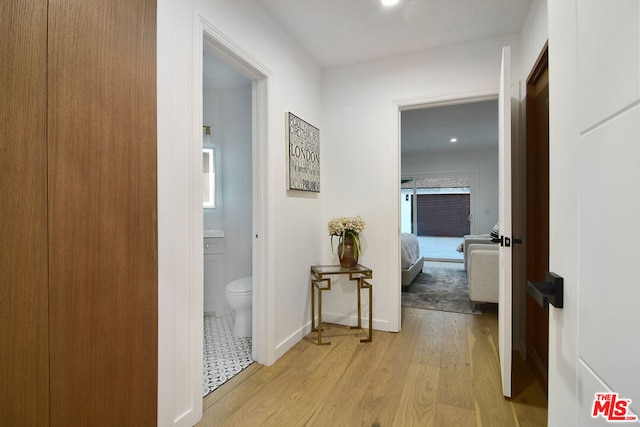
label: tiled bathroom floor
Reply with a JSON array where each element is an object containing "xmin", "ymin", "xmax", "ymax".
[{"xmin": 203, "ymin": 307, "xmax": 253, "ymax": 398}]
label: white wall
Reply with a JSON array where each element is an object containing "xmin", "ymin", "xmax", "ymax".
[
  {"xmin": 157, "ymin": 0, "xmax": 323, "ymax": 425},
  {"xmin": 402, "ymin": 147, "xmax": 499, "ymax": 235},
  {"xmin": 321, "ymin": 35, "xmax": 521, "ymax": 331},
  {"xmin": 520, "ymin": 0, "xmax": 548, "ymax": 80}
]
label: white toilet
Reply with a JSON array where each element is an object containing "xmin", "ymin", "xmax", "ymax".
[{"xmin": 225, "ymin": 276, "xmax": 252, "ymax": 337}]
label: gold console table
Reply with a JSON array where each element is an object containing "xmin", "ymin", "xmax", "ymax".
[{"xmin": 310, "ymin": 264, "xmax": 373, "ymax": 345}]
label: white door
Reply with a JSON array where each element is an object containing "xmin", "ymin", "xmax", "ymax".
[
  {"xmin": 548, "ymin": 1, "xmax": 639, "ymax": 424},
  {"xmin": 498, "ymin": 45, "xmax": 513, "ymax": 398}
]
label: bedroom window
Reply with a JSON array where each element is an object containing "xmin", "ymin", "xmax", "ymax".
[{"xmin": 401, "ymin": 174, "xmax": 472, "ymax": 237}]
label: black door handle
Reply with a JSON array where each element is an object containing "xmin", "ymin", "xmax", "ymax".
[
  {"xmin": 527, "ymin": 272, "xmax": 564, "ymax": 309},
  {"xmin": 493, "ymin": 236, "xmax": 522, "ymax": 247},
  {"xmin": 494, "ymin": 235, "xmax": 511, "ymax": 247}
]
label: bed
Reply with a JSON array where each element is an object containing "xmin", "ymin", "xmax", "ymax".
[{"xmin": 401, "ymin": 233, "xmax": 423, "ymax": 288}]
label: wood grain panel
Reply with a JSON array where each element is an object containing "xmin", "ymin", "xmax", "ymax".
[
  {"xmin": 47, "ymin": 0, "xmax": 157, "ymax": 425},
  {"xmin": 0, "ymin": 1, "xmax": 49, "ymax": 425}
]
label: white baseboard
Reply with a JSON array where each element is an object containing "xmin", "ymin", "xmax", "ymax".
[
  {"xmin": 274, "ymin": 313, "xmax": 390, "ymax": 360},
  {"xmin": 320, "ymin": 311, "xmax": 389, "ymax": 331},
  {"xmin": 275, "ymin": 322, "xmax": 312, "ymax": 360}
]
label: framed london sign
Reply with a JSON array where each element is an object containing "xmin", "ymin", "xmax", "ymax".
[{"xmin": 286, "ymin": 112, "xmax": 320, "ymax": 192}]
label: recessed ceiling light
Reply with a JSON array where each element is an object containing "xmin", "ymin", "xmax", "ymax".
[
  {"xmin": 450, "ymin": 138, "xmax": 458, "ymax": 143},
  {"xmin": 381, "ymin": 0, "xmax": 400, "ymax": 6}
]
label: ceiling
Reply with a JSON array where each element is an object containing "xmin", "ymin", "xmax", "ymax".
[
  {"xmin": 204, "ymin": 1, "xmax": 530, "ymax": 153},
  {"xmin": 258, "ymin": 0, "xmax": 532, "ymax": 68},
  {"xmin": 401, "ymin": 100, "xmax": 498, "ymax": 154},
  {"xmin": 255, "ymin": 0, "xmax": 531, "ymax": 154}
]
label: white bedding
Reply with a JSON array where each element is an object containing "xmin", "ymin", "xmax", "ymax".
[{"xmin": 401, "ymin": 233, "xmax": 420, "ymax": 269}]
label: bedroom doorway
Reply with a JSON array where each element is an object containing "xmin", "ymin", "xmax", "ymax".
[{"xmin": 400, "ymin": 99, "xmax": 498, "ymax": 263}]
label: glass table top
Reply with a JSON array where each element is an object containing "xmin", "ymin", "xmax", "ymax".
[{"xmin": 310, "ymin": 264, "xmax": 372, "ymax": 275}]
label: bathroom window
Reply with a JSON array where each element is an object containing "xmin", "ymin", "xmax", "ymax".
[{"xmin": 203, "ymin": 148, "xmax": 215, "ymax": 208}]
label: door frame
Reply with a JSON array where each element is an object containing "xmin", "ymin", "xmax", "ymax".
[
  {"xmin": 498, "ymin": 45, "xmax": 513, "ymax": 397},
  {"xmin": 392, "ymin": 87, "xmax": 499, "ymax": 329},
  {"xmin": 523, "ymin": 43, "xmax": 550, "ymax": 393},
  {"xmin": 190, "ymin": 14, "xmax": 272, "ymax": 417}
]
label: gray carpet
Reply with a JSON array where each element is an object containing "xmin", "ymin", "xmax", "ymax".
[{"xmin": 402, "ymin": 267, "xmax": 482, "ymax": 315}]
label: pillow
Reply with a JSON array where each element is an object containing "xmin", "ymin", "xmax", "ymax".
[{"xmin": 490, "ymin": 223, "xmax": 500, "ymax": 240}]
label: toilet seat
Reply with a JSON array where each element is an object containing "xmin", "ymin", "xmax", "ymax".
[{"xmin": 226, "ymin": 276, "xmax": 252, "ymax": 294}]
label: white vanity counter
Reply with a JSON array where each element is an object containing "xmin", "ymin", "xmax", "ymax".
[{"xmin": 204, "ymin": 229, "xmax": 224, "ymax": 238}]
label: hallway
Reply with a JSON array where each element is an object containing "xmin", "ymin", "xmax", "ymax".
[{"xmin": 198, "ymin": 306, "xmax": 547, "ymax": 426}]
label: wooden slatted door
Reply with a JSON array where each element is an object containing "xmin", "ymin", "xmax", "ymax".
[
  {"xmin": 1, "ymin": 1, "xmax": 157, "ymax": 425},
  {"xmin": 0, "ymin": 0, "xmax": 49, "ymax": 424}
]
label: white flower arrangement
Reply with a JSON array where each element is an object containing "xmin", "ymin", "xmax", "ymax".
[{"xmin": 328, "ymin": 215, "xmax": 366, "ymax": 258}]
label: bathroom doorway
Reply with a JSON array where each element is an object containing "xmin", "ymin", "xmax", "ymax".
[
  {"xmin": 198, "ymin": 30, "xmax": 269, "ymax": 399},
  {"xmin": 202, "ymin": 50, "xmax": 253, "ymax": 397}
]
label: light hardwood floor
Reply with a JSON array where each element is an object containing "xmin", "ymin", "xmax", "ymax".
[{"xmin": 198, "ymin": 306, "xmax": 547, "ymax": 426}]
